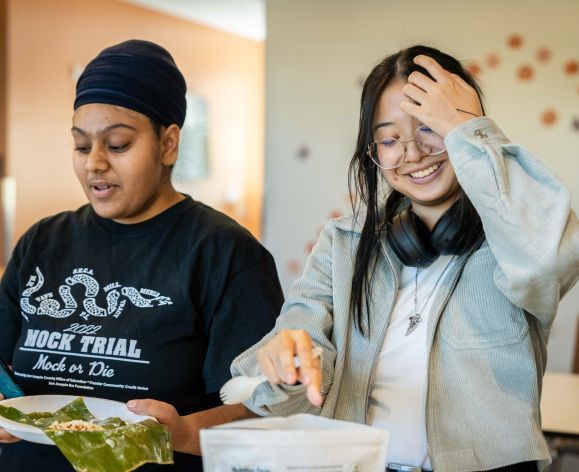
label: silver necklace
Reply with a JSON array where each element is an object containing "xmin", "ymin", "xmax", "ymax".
[{"xmin": 406, "ymin": 257, "xmax": 455, "ymax": 336}]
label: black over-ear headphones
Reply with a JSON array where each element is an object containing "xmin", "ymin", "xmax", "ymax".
[{"xmin": 386, "ymin": 200, "xmax": 483, "ymax": 267}]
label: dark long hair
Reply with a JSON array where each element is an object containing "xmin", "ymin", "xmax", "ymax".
[{"xmin": 347, "ymin": 45, "xmax": 485, "ymax": 336}]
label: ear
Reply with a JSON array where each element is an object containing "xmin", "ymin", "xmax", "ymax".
[{"xmin": 160, "ymin": 124, "xmax": 181, "ymax": 166}]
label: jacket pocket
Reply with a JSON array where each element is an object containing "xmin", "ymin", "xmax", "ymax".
[{"xmin": 438, "ymin": 246, "xmax": 529, "ymax": 349}]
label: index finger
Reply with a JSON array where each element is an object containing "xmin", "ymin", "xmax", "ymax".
[
  {"xmin": 305, "ymin": 356, "xmax": 323, "ymax": 406},
  {"xmin": 413, "ymin": 55, "xmax": 448, "ymax": 82},
  {"xmin": 294, "ymin": 335, "xmax": 315, "ymax": 384}
]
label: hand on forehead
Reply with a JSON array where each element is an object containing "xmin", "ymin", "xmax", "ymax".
[
  {"xmin": 413, "ymin": 55, "xmax": 448, "ymax": 79},
  {"xmin": 405, "ymin": 55, "xmax": 450, "ymax": 93}
]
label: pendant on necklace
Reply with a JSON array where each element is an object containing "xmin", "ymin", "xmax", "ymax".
[{"xmin": 406, "ymin": 313, "xmax": 422, "ymax": 336}]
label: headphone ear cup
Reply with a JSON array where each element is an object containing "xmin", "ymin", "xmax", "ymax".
[{"xmin": 387, "ymin": 208, "xmax": 437, "ymax": 267}]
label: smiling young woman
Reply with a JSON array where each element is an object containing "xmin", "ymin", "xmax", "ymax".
[{"xmin": 225, "ymin": 45, "xmax": 579, "ymax": 472}]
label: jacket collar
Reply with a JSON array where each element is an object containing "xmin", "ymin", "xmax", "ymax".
[
  {"xmin": 333, "ymin": 199, "xmax": 410, "ymax": 233},
  {"xmin": 332, "ymin": 210, "xmax": 387, "ymax": 234}
]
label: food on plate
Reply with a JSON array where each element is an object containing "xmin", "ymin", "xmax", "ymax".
[{"xmin": 48, "ymin": 419, "xmax": 105, "ymax": 432}]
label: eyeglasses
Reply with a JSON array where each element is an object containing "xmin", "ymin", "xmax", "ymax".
[{"xmin": 366, "ymin": 125, "xmax": 447, "ymax": 170}]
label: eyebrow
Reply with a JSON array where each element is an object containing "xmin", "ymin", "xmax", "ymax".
[
  {"xmin": 71, "ymin": 123, "xmax": 138, "ymax": 136},
  {"xmin": 372, "ymin": 121, "xmax": 394, "ymax": 133}
]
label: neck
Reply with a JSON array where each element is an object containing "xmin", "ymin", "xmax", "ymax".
[
  {"xmin": 411, "ymin": 204, "xmax": 446, "ymax": 231},
  {"xmin": 112, "ymin": 185, "xmax": 185, "ymax": 225},
  {"xmin": 156, "ymin": 185, "xmax": 185, "ymax": 212},
  {"xmin": 410, "ymin": 194, "xmax": 460, "ymax": 231}
]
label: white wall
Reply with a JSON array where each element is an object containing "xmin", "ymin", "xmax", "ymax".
[{"xmin": 264, "ymin": 0, "xmax": 579, "ymax": 372}]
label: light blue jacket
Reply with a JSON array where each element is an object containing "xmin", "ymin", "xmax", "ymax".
[{"xmin": 232, "ymin": 118, "xmax": 579, "ymax": 472}]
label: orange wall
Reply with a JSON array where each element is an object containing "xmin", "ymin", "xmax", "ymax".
[
  {"xmin": 0, "ymin": 0, "xmax": 5, "ymax": 164},
  {"xmin": 0, "ymin": 0, "xmax": 6, "ymax": 263},
  {"xmin": 6, "ymin": 0, "xmax": 264, "ymax": 242}
]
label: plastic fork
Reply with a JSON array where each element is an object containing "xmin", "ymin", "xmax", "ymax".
[{"xmin": 219, "ymin": 346, "xmax": 323, "ymax": 405}]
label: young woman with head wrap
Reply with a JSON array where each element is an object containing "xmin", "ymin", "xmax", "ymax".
[{"xmin": 0, "ymin": 39, "xmax": 283, "ymax": 471}]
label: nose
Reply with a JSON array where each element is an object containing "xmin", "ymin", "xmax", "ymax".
[
  {"xmin": 403, "ymin": 140, "xmax": 424, "ymax": 163},
  {"xmin": 84, "ymin": 145, "xmax": 109, "ymax": 173}
]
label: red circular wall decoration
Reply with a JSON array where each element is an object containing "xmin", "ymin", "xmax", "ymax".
[
  {"xmin": 536, "ymin": 47, "xmax": 551, "ymax": 63},
  {"xmin": 466, "ymin": 63, "xmax": 481, "ymax": 76},
  {"xmin": 564, "ymin": 60, "xmax": 578, "ymax": 76},
  {"xmin": 507, "ymin": 34, "xmax": 523, "ymax": 49},
  {"xmin": 540, "ymin": 109, "xmax": 558, "ymax": 127},
  {"xmin": 486, "ymin": 53, "xmax": 500, "ymax": 69},
  {"xmin": 518, "ymin": 64, "xmax": 534, "ymax": 81},
  {"xmin": 287, "ymin": 260, "xmax": 301, "ymax": 274}
]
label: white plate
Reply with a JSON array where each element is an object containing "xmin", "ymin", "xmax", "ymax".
[{"xmin": 0, "ymin": 395, "xmax": 152, "ymax": 445}]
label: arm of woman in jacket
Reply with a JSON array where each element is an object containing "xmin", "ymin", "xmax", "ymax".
[{"xmin": 231, "ymin": 220, "xmax": 339, "ymax": 414}]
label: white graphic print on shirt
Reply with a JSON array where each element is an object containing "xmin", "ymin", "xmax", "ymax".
[
  {"xmin": 20, "ymin": 267, "xmax": 173, "ymax": 321},
  {"xmin": 14, "ymin": 267, "xmax": 174, "ymax": 394}
]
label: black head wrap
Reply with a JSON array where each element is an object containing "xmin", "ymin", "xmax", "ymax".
[{"xmin": 74, "ymin": 39, "xmax": 187, "ymax": 128}]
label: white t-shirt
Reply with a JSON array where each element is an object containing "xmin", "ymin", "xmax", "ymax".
[{"xmin": 367, "ymin": 255, "xmax": 454, "ymax": 470}]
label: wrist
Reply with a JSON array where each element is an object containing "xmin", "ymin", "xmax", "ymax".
[
  {"xmin": 442, "ymin": 115, "xmax": 477, "ymax": 137},
  {"xmin": 174, "ymin": 404, "xmax": 256, "ymax": 455},
  {"xmin": 174, "ymin": 414, "xmax": 202, "ymax": 455}
]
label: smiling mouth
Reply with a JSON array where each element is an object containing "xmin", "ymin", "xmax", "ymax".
[{"xmin": 409, "ymin": 161, "xmax": 443, "ymax": 178}]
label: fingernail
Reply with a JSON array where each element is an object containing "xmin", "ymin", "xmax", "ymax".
[
  {"xmin": 315, "ymin": 392, "xmax": 323, "ymax": 406},
  {"xmin": 302, "ymin": 372, "xmax": 311, "ymax": 384},
  {"xmin": 127, "ymin": 400, "xmax": 137, "ymax": 409},
  {"xmin": 286, "ymin": 372, "xmax": 294, "ymax": 384}
]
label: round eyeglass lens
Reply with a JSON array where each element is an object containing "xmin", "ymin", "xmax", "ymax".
[
  {"xmin": 414, "ymin": 126, "xmax": 445, "ymax": 155},
  {"xmin": 370, "ymin": 138, "xmax": 405, "ymax": 169}
]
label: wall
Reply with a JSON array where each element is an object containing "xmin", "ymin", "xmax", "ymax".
[
  {"xmin": 0, "ymin": 0, "xmax": 6, "ymax": 263},
  {"xmin": 264, "ymin": 0, "xmax": 579, "ymax": 372},
  {"xmin": 0, "ymin": 0, "xmax": 5, "ymax": 165},
  {"xmin": 6, "ymin": 0, "xmax": 264, "ymax": 239}
]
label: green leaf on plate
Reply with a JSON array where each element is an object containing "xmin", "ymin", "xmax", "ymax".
[
  {"xmin": 0, "ymin": 397, "xmax": 173, "ymax": 472},
  {"xmin": 0, "ymin": 404, "xmax": 29, "ymax": 422}
]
